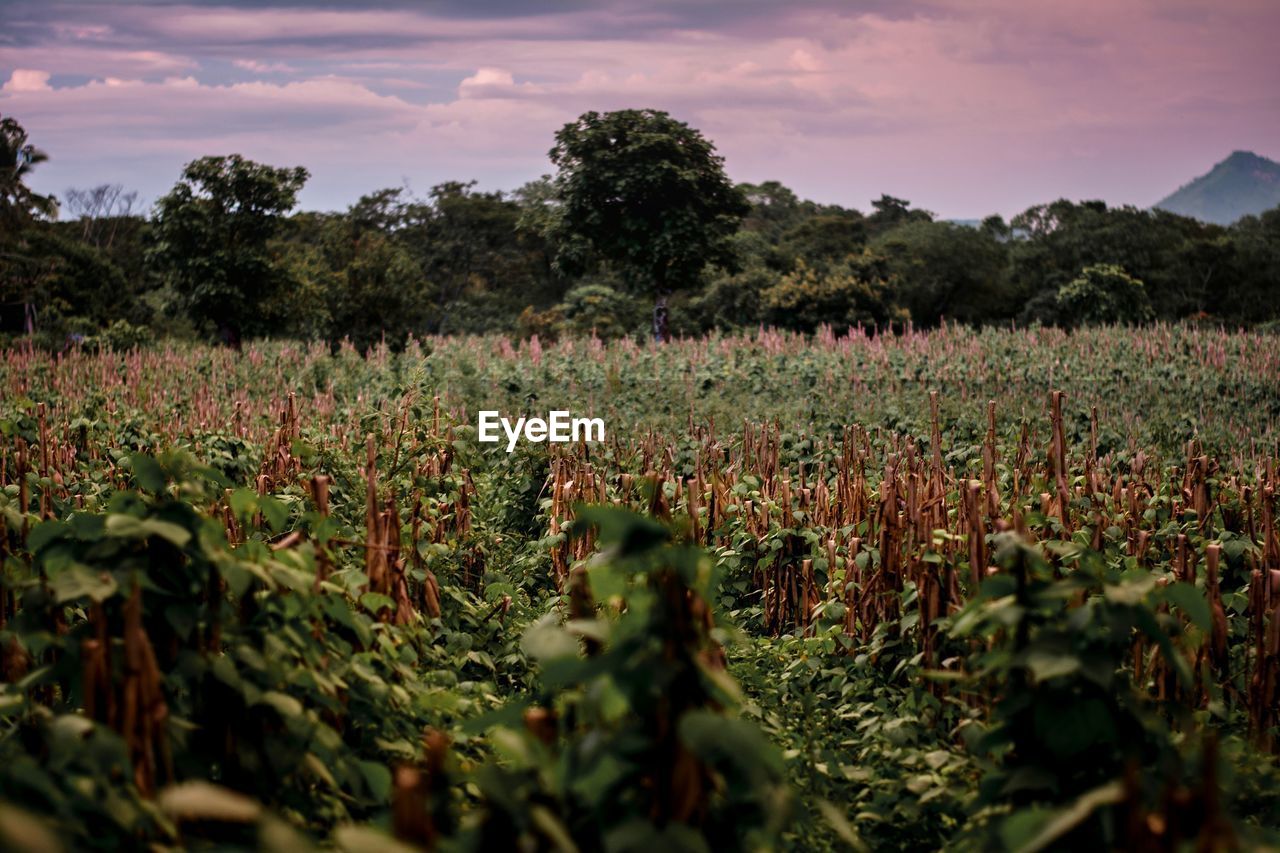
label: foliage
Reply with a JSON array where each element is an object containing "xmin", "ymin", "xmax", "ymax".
[
  {"xmin": 276, "ymin": 206, "xmax": 426, "ymax": 348},
  {"xmin": 865, "ymin": 195, "xmax": 934, "ymax": 238},
  {"xmin": 271, "ymin": 185, "xmax": 564, "ymax": 345},
  {"xmin": 1, "ymin": 115, "xmax": 59, "ymax": 333},
  {"xmin": 546, "ymin": 109, "xmax": 749, "ymax": 339},
  {"xmin": 1, "ymin": 110, "xmax": 1278, "ymax": 345},
  {"xmin": 150, "ymin": 155, "xmax": 309, "ymax": 344},
  {"xmin": 4, "ymin": 229, "xmax": 147, "ymax": 336},
  {"xmin": 774, "ymin": 214, "xmax": 868, "ymax": 270},
  {"xmin": 553, "ymin": 283, "xmax": 645, "ymax": 339},
  {"xmin": 1219, "ymin": 207, "xmax": 1280, "ymax": 322},
  {"xmin": 734, "ymin": 633, "xmax": 975, "ymax": 851},
  {"xmin": 944, "ymin": 531, "xmax": 1267, "ymax": 850},
  {"xmin": 759, "ymin": 256, "xmax": 905, "ymax": 331},
  {"xmin": 0, "ymin": 326, "xmax": 1276, "ymax": 849},
  {"xmin": 0, "ymin": 115, "xmax": 57, "ymax": 229},
  {"xmin": 462, "ymin": 507, "xmax": 790, "ymax": 851},
  {"xmin": 1052, "ymin": 264, "xmax": 1154, "ymax": 327},
  {"xmin": 873, "ymin": 220, "xmax": 1011, "ymax": 325},
  {"xmin": 1009, "ymin": 200, "xmax": 1233, "ymax": 323},
  {"xmin": 738, "ymin": 180, "xmax": 840, "ymax": 241},
  {"xmin": 0, "ymin": 444, "xmax": 529, "ymax": 849},
  {"xmin": 690, "ymin": 265, "xmax": 774, "ymax": 331}
]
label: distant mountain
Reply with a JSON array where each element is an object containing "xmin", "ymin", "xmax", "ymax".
[{"xmin": 1155, "ymin": 150, "xmax": 1280, "ymax": 225}]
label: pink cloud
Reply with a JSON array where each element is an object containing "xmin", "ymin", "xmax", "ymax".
[
  {"xmin": 0, "ymin": 45, "xmax": 196, "ymax": 78},
  {"xmin": 1, "ymin": 0, "xmax": 1276, "ymax": 217},
  {"xmin": 232, "ymin": 59, "xmax": 295, "ymax": 73},
  {"xmin": 3, "ymin": 69, "xmax": 53, "ymax": 92}
]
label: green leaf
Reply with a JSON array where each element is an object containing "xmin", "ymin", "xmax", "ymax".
[
  {"xmin": 158, "ymin": 781, "xmax": 261, "ymax": 823},
  {"xmin": 48, "ymin": 565, "xmax": 118, "ymax": 604},
  {"xmin": 1006, "ymin": 780, "xmax": 1125, "ymax": 853},
  {"xmin": 521, "ymin": 614, "xmax": 581, "ymax": 662},
  {"xmin": 586, "ymin": 555, "xmax": 627, "ymax": 601},
  {"xmin": 333, "ymin": 826, "xmax": 420, "ymax": 853},
  {"xmin": 603, "ymin": 819, "xmax": 705, "ymax": 853},
  {"xmin": 678, "ymin": 710, "xmax": 785, "ymax": 780},
  {"xmin": 104, "ymin": 514, "xmax": 192, "ymax": 547},
  {"xmin": 129, "ymin": 454, "xmax": 167, "ymax": 493},
  {"xmin": 229, "ymin": 488, "xmax": 258, "ymax": 520},
  {"xmin": 258, "ymin": 495, "xmax": 288, "ymax": 532},
  {"xmin": 0, "ymin": 803, "xmax": 64, "ymax": 853},
  {"xmin": 359, "ymin": 592, "xmax": 394, "ymax": 616},
  {"xmin": 1036, "ymin": 697, "xmax": 1116, "ymax": 756},
  {"xmin": 924, "ymin": 749, "xmax": 952, "ymax": 770},
  {"xmin": 357, "ymin": 761, "xmax": 392, "ymax": 803},
  {"xmin": 25, "ymin": 520, "xmax": 68, "ymax": 554},
  {"xmin": 1025, "ymin": 649, "xmax": 1081, "ymax": 682},
  {"xmin": 572, "ymin": 505, "xmax": 668, "ymax": 556},
  {"xmin": 815, "ymin": 801, "xmax": 869, "ymax": 852},
  {"xmin": 258, "ymin": 691, "xmax": 303, "ymax": 719},
  {"xmin": 1164, "ymin": 581, "xmax": 1211, "ymax": 632}
]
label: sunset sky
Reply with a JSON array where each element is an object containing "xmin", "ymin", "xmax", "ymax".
[{"xmin": 2, "ymin": 0, "xmax": 1277, "ymax": 218}]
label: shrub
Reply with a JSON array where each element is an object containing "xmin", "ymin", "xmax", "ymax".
[{"xmin": 1054, "ymin": 264, "xmax": 1154, "ymax": 326}]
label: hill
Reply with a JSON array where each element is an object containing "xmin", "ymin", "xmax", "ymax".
[{"xmin": 1155, "ymin": 150, "xmax": 1280, "ymax": 225}]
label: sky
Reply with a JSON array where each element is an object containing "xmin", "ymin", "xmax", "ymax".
[{"xmin": 1, "ymin": 0, "xmax": 1277, "ymax": 219}]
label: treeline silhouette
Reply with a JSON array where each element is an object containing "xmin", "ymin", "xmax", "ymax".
[{"xmin": 3, "ymin": 113, "xmax": 1278, "ymax": 349}]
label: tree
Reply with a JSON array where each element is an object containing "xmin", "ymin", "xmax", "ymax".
[
  {"xmin": 274, "ymin": 201, "xmax": 428, "ymax": 348},
  {"xmin": 1222, "ymin": 207, "xmax": 1280, "ymax": 324},
  {"xmin": 554, "ymin": 282, "xmax": 645, "ymax": 339},
  {"xmin": 409, "ymin": 181, "xmax": 547, "ymax": 334},
  {"xmin": 0, "ymin": 223, "xmax": 153, "ymax": 341},
  {"xmin": 0, "ymin": 115, "xmax": 57, "ymax": 229},
  {"xmin": 776, "ymin": 212, "xmax": 868, "ymax": 271},
  {"xmin": 1008, "ymin": 200, "xmax": 1214, "ymax": 321},
  {"xmin": 1053, "ymin": 264, "xmax": 1154, "ymax": 327},
  {"xmin": 547, "ymin": 109, "xmax": 748, "ymax": 341},
  {"xmin": 872, "ymin": 220, "xmax": 1012, "ymax": 325},
  {"xmin": 866, "ymin": 194, "xmax": 933, "ymax": 238},
  {"xmin": 1, "ymin": 115, "xmax": 59, "ymax": 335},
  {"xmin": 150, "ymin": 155, "xmax": 308, "ymax": 346},
  {"xmin": 759, "ymin": 253, "xmax": 905, "ymax": 332},
  {"xmin": 691, "ymin": 265, "xmax": 775, "ymax": 331},
  {"xmin": 736, "ymin": 180, "xmax": 849, "ymax": 241},
  {"xmin": 62, "ymin": 184, "xmax": 140, "ymax": 250}
]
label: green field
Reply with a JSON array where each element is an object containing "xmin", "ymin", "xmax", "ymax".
[{"xmin": 2, "ymin": 324, "xmax": 1280, "ymax": 850}]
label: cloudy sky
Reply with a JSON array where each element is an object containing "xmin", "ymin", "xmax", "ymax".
[{"xmin": 1, "ymin": 0, "xmax": 1277, "ymax": 218}]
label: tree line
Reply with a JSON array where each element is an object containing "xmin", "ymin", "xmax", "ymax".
[{"xmin": 2, "ymin": 109, "xmax": 1278, "ymax": 349}]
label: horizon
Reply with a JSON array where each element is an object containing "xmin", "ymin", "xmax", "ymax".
[{"xmin": 2, "ymin": 0, "xmax": 1278, "ymax": 219}]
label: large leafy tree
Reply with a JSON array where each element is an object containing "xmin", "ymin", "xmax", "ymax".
[
  {"xmin": 1217, "ymin": 207, "xmax": 1280, "ymax": 323},
  {"xmin": 737, "ymin": 180, "xmax": 845, "ymax": 242},
  {"xmin": 0, "ymin": 115, "xmax": 57, "ymax": 228},
  {"xmin": 273, "ymin": 194, "xmax": 429, "ymax": 348},
  {"xmin": 865, "ymin": 194, "xmax": 933, "ymax": 238},
  {"xmin": 547, "ymin": 109, "xmax": 748, "ymax": 341},
  {"xmin": 150, "ymin": 155, "xmax": 308, "ymax": 346},
  {"xmin": 1, "ymin": 115, "xmax": 59, "ymax": 333},
  {"xmin": 872, "ymin": 220, "xmax": 1012, "ymax": 325},
  {"xmin": 274, "ymin": 183, "xmax": 562, "ymax": 345},
  {"xmin": 759, "ymin": 252, "xmax": 904, "ymax": 332},
  {"xmin": 1054, "ymin": 263, "xmax": 1154, "ymax": 327},
  {"xmin": 775, "ymin": 212, "xmax": 868, "ymax": 271},
  {"xmin": 408, "ymin": 181, "xmax": 553, "ymax": 334},
  {"xmin": 1008, "ymin": 200, "xmax": 1218, "ymax": 321}
]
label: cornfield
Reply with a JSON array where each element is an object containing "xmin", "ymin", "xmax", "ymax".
[{"xmin": 1, "ymin": 323, "xmax": 1279, "ymax": 851}]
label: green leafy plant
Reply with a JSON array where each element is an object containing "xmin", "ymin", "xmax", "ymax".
[{"xmin": 459, "ymin": 506, "xmax": 790, "ymax": 851}]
